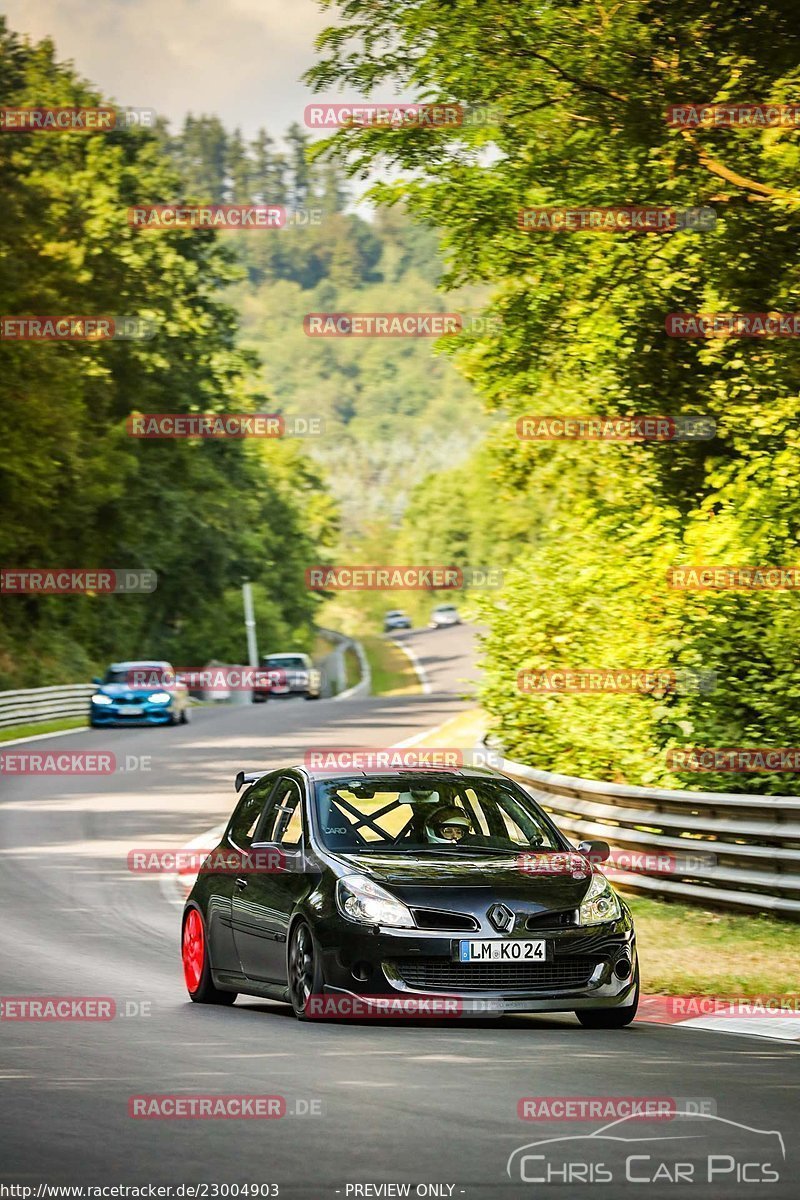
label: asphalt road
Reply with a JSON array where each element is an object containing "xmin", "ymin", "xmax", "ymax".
[{"xmin": 0, "ymin": 625, "xmax": 797, "ymax": 1199}]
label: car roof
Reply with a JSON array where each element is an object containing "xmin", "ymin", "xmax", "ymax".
[
  {"xmin": 108, "ymin": 660, "xmax": 172, "ymax": 670},
  {"xmin": 234, "ymin": 763, "xmax": 508, "ymax": 792}
]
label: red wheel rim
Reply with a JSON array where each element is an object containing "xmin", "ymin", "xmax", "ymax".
[{"xmin": 182, "ymin": 909, "xmax": 205, "ymax": 994}]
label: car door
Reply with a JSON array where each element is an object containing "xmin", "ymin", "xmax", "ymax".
[
  {"xmin": 231, "ymin": 775, "xmax": 311, "ymax": 983},
  {"xmin": 205, "ymin": 773, "xmax": 277, "ymax": 973}
]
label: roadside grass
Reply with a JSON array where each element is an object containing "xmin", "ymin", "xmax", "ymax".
[
  {"xmin": 362, "ymin": 636, "xmax": 421, "ymax": 696},
  {"xmin": 416, "ymin": 707, "xmax": 486, "ymax": 750},
  {"xmin": 628, "ymin": 896, "xmax": 800, "ymax": 995},
  {"xmin": 0, "ymin": 716, "xmax": 87, "ymax": 743}
]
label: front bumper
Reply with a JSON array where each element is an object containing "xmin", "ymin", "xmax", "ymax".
[
  {"xmin": 316, "ymin": 918, "xmax": 636, "ymax": 1014},
  {"xmin": 91, "ymin": 705, "xmax": 174, "ymax": 725}
]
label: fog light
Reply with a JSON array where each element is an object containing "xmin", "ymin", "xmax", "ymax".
[
  {"xmin": 614, "ymin": 956, "xmax": 632, "ymax": 980},
  {"xmin": 351, "ymin": 961, "xmax": 372, "ymax": 982}
]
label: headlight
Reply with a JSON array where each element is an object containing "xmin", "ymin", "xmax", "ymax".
[
  {"xmin": 91, "ymin": 694, "xmax": 114, "ymax": 706},
  {"xmin": 148, "ymin": 691, "xmax": 172, "ymax": 705},
  {"xmin": 336, "ymin": 874, "xmax": 414, "ymax": 928},
  {"xmin": 579, "ymin": 873, "xmax": 622, "ymax": 925}
]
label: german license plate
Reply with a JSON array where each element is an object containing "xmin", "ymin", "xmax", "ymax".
[
  {"xmin": 458, "ymin": 940, "xmax": 545, "ymax": 963},
  {"xmin": 118, "ymin": 705, "xmax": 143, "ymax": 716}
]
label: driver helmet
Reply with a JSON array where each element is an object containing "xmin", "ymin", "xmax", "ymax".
[{"xmin": 424, "ymin": 805, "xmax": 472, "ymax": 844}]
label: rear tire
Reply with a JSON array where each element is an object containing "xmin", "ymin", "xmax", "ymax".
[
  {"xmin": 576, "ymin": 963, "xmax": 639, "ymax": 1028},
  {"xmin": 182, "ymin": 908, "xmax": 237, "ymax": 1005}
]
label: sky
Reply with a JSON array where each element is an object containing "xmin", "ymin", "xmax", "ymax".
[{"xmin": 3, "ymin": 0, "xmax": 333, "ymax": 139}]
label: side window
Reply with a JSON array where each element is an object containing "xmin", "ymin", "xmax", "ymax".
[
  {"xmin": 229, "ymin": 777, "xmax": 275, "ymax": 849},
  {"xmin": 259, "ymin": 778, "xmax": 304, "ymax": 848}
]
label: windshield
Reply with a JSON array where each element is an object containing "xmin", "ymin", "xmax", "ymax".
[
  {"xmin": 313, "ymin": 776, "xmax": 562, "ymax": 853},
  {"xmin": 262, "ymin": 656, "xmax": 306, "ymax": 669},
  {"xmin": 103, "ymin": 666, "xmax": 168, "ymax": 685}
]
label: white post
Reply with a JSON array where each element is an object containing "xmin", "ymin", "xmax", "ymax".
[{"xmin": 242, "ymin": 580, "xmax": 258, "ymax": 668}]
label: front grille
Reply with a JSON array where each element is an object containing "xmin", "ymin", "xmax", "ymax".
[
  {"xmin": 388, "ymin": 956, "xmax": 601, "ymax": 992},
  {"xmin": 412, "ymin": 909, "xmax": 479, "ymax": 932}
]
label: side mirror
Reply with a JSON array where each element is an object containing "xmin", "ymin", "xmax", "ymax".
[
  {"xmin": 92, "ymin": 676, "xmax": 102, "ymax": 685},
  {"xmin": 577, "ymin": 839, "xmax": 611, "ymax": 863}
]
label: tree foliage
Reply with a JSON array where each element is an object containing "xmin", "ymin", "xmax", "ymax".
[
  {"xmin": 0, "ymin": 21, "xmax": 336, "ymax": 686},
  {"xmin": 307, "ymin": 0, "xmax": 800, "ymax": 792}
]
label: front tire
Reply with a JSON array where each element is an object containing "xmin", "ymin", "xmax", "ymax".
[
  {"xmin": 182, "ymin": 908, "xmax": 237, "ymax": 1005},
  {"xmin": 576, "ymin": 964, "xmax": 639, "ymax": 1028},
  {"xmin": 288, "ymin": 920, "xmax": 324, "ymax": 1019},
  {"xmin": 180, "ymin": 705, "xmax": 190, "ymax": 724}
]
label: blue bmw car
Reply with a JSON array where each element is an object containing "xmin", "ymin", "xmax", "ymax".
[{"xmin": 90, "ymin": 660, "xmax": 190, "ymax": 727}]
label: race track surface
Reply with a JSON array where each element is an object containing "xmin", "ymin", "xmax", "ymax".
[{"xmin": 1, "ymin": 626, "xmax": 797, "ymax": 1198}]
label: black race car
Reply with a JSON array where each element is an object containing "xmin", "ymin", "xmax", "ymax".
[{"xmin": 182, "ymin": 765, "xmax": 638, "ymax": 1025}]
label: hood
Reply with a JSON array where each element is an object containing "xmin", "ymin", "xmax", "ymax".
[{"xmin": 336, "ymin": 850, "xmax": 596, "ymax": 912}]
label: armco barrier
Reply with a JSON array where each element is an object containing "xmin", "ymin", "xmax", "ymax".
[
  {"xmin": 316, "ymin": 628, "xmax": 370, "ymax": 699},
  {"xmin": 0, "ymin": 684, "xmax": 95, "ymax": 730},
  {"xmin": 495, "ymin": 748, "xmax": 800, "ymax": 919}
]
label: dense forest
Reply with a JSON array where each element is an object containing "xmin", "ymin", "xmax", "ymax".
[
  {"xmin": 0, "ymin": 22, "xmax": 339, "ymax": 686},
  {"xmin": 0, "ymin": 22, "xmax": 483, "ymax": 686},
  {"xmin": 4, "ymin": 2, "xmax": 800, "ymax": 797}
]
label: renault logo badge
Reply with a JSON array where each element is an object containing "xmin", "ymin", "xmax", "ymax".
[{"xmin": 488, "ymin": 902, "xmax": 515, "ymax": 933}]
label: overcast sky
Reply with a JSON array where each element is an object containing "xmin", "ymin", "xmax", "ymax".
[{"xmin": 3, "ymin": 0, "xmax": 333, "ymax": 139}]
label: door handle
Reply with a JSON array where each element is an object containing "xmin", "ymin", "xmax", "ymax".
[{"xmin": 235, "ymin": 877, "xmax": 248, "ymax": 890}]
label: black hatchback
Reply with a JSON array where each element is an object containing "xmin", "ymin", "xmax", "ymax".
[{"xmin": 182, "ymin": 766, "xmax": 639, "ymax": 1026}]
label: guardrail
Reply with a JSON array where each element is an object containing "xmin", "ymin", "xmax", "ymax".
[
  {"xmin": 316, "ymin": 628, "xmax": 370, "ymax": 699},
  {"xmin": 495, "ymin": 748, "xmax": 800, "ymax": 919},
  {"xmin": 0, "ymin": 684, "xmax": 94, "ymax": 730}
]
